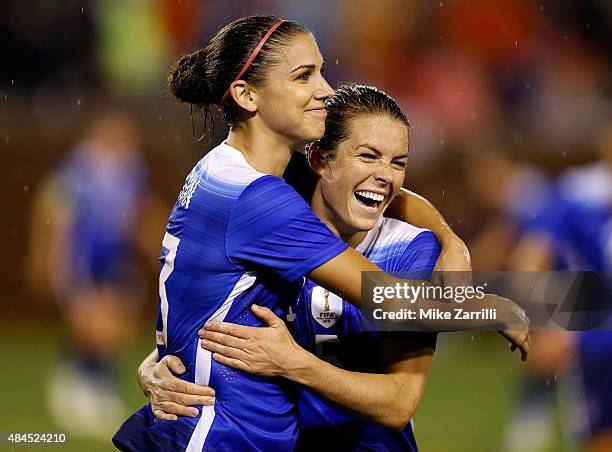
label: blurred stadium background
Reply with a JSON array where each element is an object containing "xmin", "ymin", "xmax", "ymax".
[{"xmin": 2, "ymin": 0, "xmax": 610, "ymax": 450}]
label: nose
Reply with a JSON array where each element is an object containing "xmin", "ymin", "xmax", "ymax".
[
  {"xmin": 314, "ymin": 74, "xmax": 334, "ymax": 101},
  {"xmin": 373, "ymin": 161, "xmax": 393, "ymax": 185}
]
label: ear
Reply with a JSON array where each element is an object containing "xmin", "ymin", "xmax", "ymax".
[
  {"xmin": 229, "ymin": 80, "xmax": 257, "ymax": 113},
  {"xmin": 307, "ymin": 144, "xmax": 327, "ymax": 176}
]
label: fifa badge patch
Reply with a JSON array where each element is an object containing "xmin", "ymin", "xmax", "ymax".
[{"xmin": 311, "ymin": 286, "xmax": 343, "ymax": 328}]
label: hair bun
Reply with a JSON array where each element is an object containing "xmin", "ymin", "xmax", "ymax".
[{"xmin": 168, "ymin": 49, "xmax": 210, "ymax": 105}]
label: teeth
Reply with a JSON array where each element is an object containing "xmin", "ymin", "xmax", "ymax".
[{"xmin": 356, "ymin": 191, "xmax": 385, "ymax": 202}]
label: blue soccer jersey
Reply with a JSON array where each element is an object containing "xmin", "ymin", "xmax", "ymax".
[
  {"xmin": 290, "ymin": 217, "xmax": 440, "ymax": 452},
  {"xmin": 113, "ymin": 143, "xmax": 348, "ymax": 451}
]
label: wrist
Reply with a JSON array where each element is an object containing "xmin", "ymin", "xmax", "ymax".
[
  {"xmin": 283, "ymin": 345, "xmax": 317, "ymax": 385},
  {"xmin": 137, "ymin": 362, "xmax": 155, "ymax": 396}
]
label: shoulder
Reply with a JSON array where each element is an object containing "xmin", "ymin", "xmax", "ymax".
[
  {"xmin": 361, "ymin": 218, "xmax": 440, "ymax": 272},
  {"xmin": 177, "ymin": 144, "xmax": 272, "ymax": 210},
  {"xmin": 374, "ymin": 217, "xmax": 437, "ymax": 249}
]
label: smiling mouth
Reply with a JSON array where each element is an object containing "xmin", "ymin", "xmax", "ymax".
[{"xmin": 354, "ymin": 190, "xmax": 385, "ymax": 209}]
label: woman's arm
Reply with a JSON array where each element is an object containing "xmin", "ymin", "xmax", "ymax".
[
  {"xmin": 387, "ymin": 188, "xmax": 472, "ymax": 286},
  {"xmin": 288, "ymin": 344, "xmax": 432, "ymax": 431},
  {"xmin": 387, "ymin": 188, "xmax": 458, "ymax": 248},
  {"xmin": 199, "ymin": 305, "xmax": 432, "ymax": 430},
  {"xmin": 138, "ymin": 348, "xmax": 215, "ymax": 420},
  {"xmin": 308, "ymin": 248, "xmax": 529, "ymax": 359},
  {"xmin": 285, "ymin": 340, "xmax": 433, "ymax": 431}
]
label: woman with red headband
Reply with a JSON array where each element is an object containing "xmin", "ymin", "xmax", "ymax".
[{"xmin": 113, "ymin": 16, "xmax": 529, "ymax": 451}]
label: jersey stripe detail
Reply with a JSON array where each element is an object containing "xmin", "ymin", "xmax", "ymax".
[
  {"xmin": 159, "ymin": 232, "xmax": 181, "ymax": 346},
  {"xmin": 186, "ymin": 271, "xmax": 256, "ymax": 451}
]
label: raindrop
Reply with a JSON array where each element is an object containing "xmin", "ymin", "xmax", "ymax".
[
  {"xmin": 11, "ymin": 80, "xmax": 14, "ymax": 85},
  {"xmin": 5, "ymin": 136, "xmax": 10, "ymax": 143},
  {"xmin": 4, "ymin": 94, "xmax": 7, "ymax": 100},
  {"xmin": 526, "ymin": 83, "xmax": 531, "ymax": 90},
  {"xmin": 540, "ymin": 4, "xmax": 543, "ymax": 11},
  {"xmin": 458, "ymin": 219, "xmax": 462, "ymax": 224},
  {"xmin": 77, "ymin": 99, "xmax": 81, "ymax": 106},
  {"xmin": 81, "ymin": 6, "xmax": 84, "ymax": 13},
  {"xmin": 563, "ymin": 35, "xmax": 568, "ymax": 41},
  {"xmin": 562, "ymin": 151, "xmax": 567, "ymax": 158},
  {"xmin": 470, "ymin": 335, "xmax": 474, "ymax": 341},
  {"xmin": 23, "ymin": 185, "xmax": 29, "ymax": 193},
  {"xmin": 442, "ymin": 189, "xmax": 445, "ymax": 196},
  {"xmin": 174, "ymin": 134, "xmax": 182, "ymax": 143},
  {"xmin": 586, "ymin": 23, "xmax": 591, "ymax": 29},
  {"xmin": 439, "ymin": 138, "xmax": 445, "ymax": 145},
  {"xmin": 335, "ymin": 59, "xmax": 339, "ymax": 65},
  {"xmin": 514, "ymin": 40, "xmax": 518, "ymax": 46},
  {"xmin": 158, "ymin": 115, "xmax": 163, "ymax": 121},
  {"xmin": 46, "ymin": 218, "xmax": 50, "ymax": 225},
  {"xmin": 439, "ymin": 1, "xmax": 443, "ymax": 6}
]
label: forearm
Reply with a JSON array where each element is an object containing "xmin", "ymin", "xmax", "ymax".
[
  {"xmin": 285, "ymin": 350, "xmax": 420, "ymax": 430},
  {"xmin": 387, "ymin": 188, "xmax": 457, "ymax": 246}
]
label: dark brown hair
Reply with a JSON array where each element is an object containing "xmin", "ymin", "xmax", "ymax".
[
  {"xmin": 168, "ymin": 16, "xmax": 310, "ymax": 126},
  {"xmin": 316, "ymin": 84, "xmax": 409, "ymax": 160}
]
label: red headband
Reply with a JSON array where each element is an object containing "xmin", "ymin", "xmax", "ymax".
[{"xmin": 217, "ymin": 19, "xmax": 287, "ymax": 111}]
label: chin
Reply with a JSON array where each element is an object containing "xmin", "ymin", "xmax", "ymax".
[
  {"xmin": 352, "ymin": 217, "xmax": 378, "ymax": 232},
  {"xmin": 306, "ymin": 119, "xmax": 326, "ymax": 138},
  {"xmin": 309, "ymin": 127, "xmax": 325, "ymax": 141},
  {"xmin": 292, "ymin": 129, "xmax": 323, "ymax": 147}
]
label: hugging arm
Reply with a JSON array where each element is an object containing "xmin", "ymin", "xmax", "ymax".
[
  {"xmin": 141, "ymin": 307, "xmax": 432, "ymax": 429},
  {"xmin": 387, "ymin": 188, "xmax": 457, "ymax": 246},
  {"xmin": 200, "ymin": 305, "xmax": 432, "ymax": 430},
  {"xmin": 308, "ymin": 249, "xmax": 529, "ymax": 359},
  {"xmin": 387, "ymin": 188, "xmax": 472, "ymax": 286}
]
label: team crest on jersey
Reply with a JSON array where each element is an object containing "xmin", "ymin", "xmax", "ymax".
[{"xmin": 311, "ymin": 286, "xmax": 343, "ymax": 328}]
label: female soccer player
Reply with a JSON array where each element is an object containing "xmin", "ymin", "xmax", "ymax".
[{"xmin": 114, "ymin": 16, "xmax": 528, "ymax": 451}]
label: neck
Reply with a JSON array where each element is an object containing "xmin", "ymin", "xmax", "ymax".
[
  {"xmin": 226, "ymin": 124, "xmax": 293, "ymax": 177},
  {"xmin": 311, "ymin": 185, "xmax": 368, "ymax": 249}
]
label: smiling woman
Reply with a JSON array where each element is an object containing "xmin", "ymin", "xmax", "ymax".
[{"xmin": 310, "ymin": 85, "xmax": 410, "ymax": 246}]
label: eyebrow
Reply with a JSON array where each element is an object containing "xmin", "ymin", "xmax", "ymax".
[
  {"xmin": 359, "ymin": 144, "xmax": 409, "ymax": 158},
  {"xmin": 288, "ymin": 60, "xmax": 325, "ymax": 75},
  {"xmin": 289, "ymin": 64, "xmax": 314, "ymax": 74}
]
